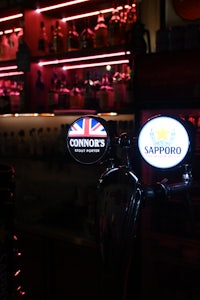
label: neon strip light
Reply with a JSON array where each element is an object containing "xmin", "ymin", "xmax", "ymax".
[
  {"xmin": 36, "ymin": 0, "xmax": 91, "ymax": 13},
  {"xmin": 0, "ymin": 65, "xmax": 18, "ymax": 71},
  {"xmin": 62, "ymin": 59, "xmax": 129, "ymax": 70},
  {"xmin": 39, "ymin": 51, "xmax": 130, "ymax": 66},
  {"xmin": 0, "ymin": 71, "xmax": 24, "ymax": 77},
  {"xmin": 62, "ymin": 4, "xmax": 135, "ymax": 22},
  {"xmin": 62, "ymin": 8, "xmax": 114, "ymax": 22},
  {"xmin": 0, "ymin": 13, "xmax": 23, "ymax": 23},
  {"xmin": 0, "ymin": 28, "xmax": 22, "ymax": 35}
]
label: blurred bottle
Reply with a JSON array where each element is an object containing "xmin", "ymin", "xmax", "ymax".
[
  {"xmin": 0, "ymin": 31, "xmax": 10, "ymax": 60},
  {"xmin": 58, "ymin": 73, "xmax": 70, "ymax": 108},
  {"xmin": 35, "ymin": 69, "xmax": 45, "ymax": 112},
  {"xmin": 94, "ymin": 12, "xmax": 108, "ymax": 48},
  {"xmin": 48, "ymin": 25, "xmax": 55, "ymax": 53},
  {"xmin": 108, "ymin": 5, "xmax": 121, "ymax": 46},
  {"xmin": 80, "ymin": 18, "xmax": 95, "ymax": 49},
  {"xmin": 69, "ymin": 77, "xmax": 84, "ymax": 109},
  {"xmin": 52, "ymin": 21, "xmax": 64, "ymax": 53},
  {"xmin": 119, "ymin": 7, "xmax": 127, "ymax": 45},
  {"xmin": 99, "ymin": 73, "xmax": 114, "ymax": 111},
  {"xmin": 67, "ymin": 21, "xmax": 80, "ymax": 51},
  {"xmin": 84, "ymin": 71, "xmax": 95, "ymax": 109},
  {"xmin": 48, "ymin": 72, "xmax": 59, "ymax": 111},
  {"xmin": 38, "ymin": 21, "xmax": 48, "ymax": 55},
  {"xmin": 113, "ymin": 71, "xmax": 126, "ymax": 109},
  {"xmin": 125, "ymin": 2, "xmax": 137, "ymax": 48},
  {"xmin": 8, "ymin": 29, "xmax": 19, "ymax": 59}
]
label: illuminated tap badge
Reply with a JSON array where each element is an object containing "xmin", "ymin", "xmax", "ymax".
[
  {"xmin": 138, "ymin": 115, "xmax": 190, "ymax": 169},
  {"xmin": 67, "ymin": 116, "xmax": 109, "ymax": 164}
]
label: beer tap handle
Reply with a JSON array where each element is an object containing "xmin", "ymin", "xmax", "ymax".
[{"xmin": 143, "ymin": 164, "xmax": 193, "ymax": 200}]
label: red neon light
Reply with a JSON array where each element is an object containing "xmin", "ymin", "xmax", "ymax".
[
  {"xmin": 36, "ymin": 0, "xmax": 91, "ymax": 13},
  {"xmin": 0, "ymin": 28, "xmax": 22, "ymax": 35},
  {"xmin": 0, "ymin": 71, "xmax": 24, "ymax": 77},
  {"xmin": 39, "ymin": 51, "xmax": 130, "ymax": 66},
  {"xmin": 0, "ymin": 13, "xmax": 23, "ymax": 23},
  {"xmin": 62, "ymin": 8, "xmax": 114, "ymax": 22},
  {"xmin": 62, "ymin": 59, "xmax": 129, "ymax": 70},
  {"xmin": 0, "ymin": 65, "xmax": 18, "ymax": 71},
  {"xmin": 62, "ymin": 4, "xmax": 135, "ymax": 22}
]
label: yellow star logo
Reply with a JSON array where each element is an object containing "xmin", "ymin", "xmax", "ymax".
[{"xmin": 155, "ymin": 127, "xmax": 170, "ymax": 141}]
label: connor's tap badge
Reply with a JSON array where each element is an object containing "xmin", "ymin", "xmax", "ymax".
[
  {"xmin": 67, "ymin": 116, "xmax": 109, "ymax": 164},
  {"xmin": 138, "ymin": 115, "xmax": 190, "ymax": 169}
]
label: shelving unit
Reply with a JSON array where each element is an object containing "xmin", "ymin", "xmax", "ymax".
[{"xmin": 0, "ymin": 0, "xmax": 137, "ymax": 114}]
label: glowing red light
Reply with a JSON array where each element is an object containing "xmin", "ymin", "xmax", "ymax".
[
  {"xmin": 36, "ymin": 0, "xmax": 91, "ymax": 13},
  {"xmin": 62, "ymin": 59, "xmax": 129, "ymax": 70},
  {"xmin": 14, "ymin": 269, "xmax": 21, "ymax": 277},
  {"xmin": 0, "ymin": 13, "xmax": 23, "ymax": 23}
]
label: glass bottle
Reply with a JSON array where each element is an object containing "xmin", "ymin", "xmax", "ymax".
[
  {"xmin": 108, "ymin": 6, "xmax": 121, "ymax": 46},
  {"xmin": 99, "ymin": 73, "xmax": 114, "ymax": 111},
  {"xmin": 58, "ymin": 73, "xmax": 70, "ymax": 109},
  {"xmin": 0, "ymin": 31, "xmax": 10, "ymax": 60},
  {"xmin": 84, "ymin": 71, "xmax": 95, "ymax": 109},
  {"xmin": 119, "ymin": 7, "xmax": 127, "ymax": 45},
  {"xmin": 8, "ymin": 29, "xmax": 19, "ymax": 59},
  {"xmin": 94, "ymin": 12, "xmax": 108, "ymax": 48},
  {"xmin": 38, "ymin": 21, "xmax": 48, "ymax": 55},
  {"xmin": 125, "ymin": 2, "xmax": 137, "ymax": 48},
  {"xmin": 48, "ymin": 72, "xmax": 59, "ymax": 111},
  {"xmin": 69, "ymin": 77, "xmax": 84, "ymax": 109},
  {"xmin": 80, "ymin": 18, "xmax": 95, "ymax": 49},
  {"xmin": 35, "ymin": 69, "xmax": 45, "ymax": 112},
  {"xmin": 49, "ymin": 25, "xmax": 55, "ymax": 54},
  {"xmin": 67, "ymin": 21, "xmax": 80, "ymax": 52},
  {"xmin": 53, "ymin": 20, "xmax": 64, "ymax": 54}
]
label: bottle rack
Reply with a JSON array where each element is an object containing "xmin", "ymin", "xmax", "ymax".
[{"xmin": 0, "ymin": 0, "xmax": 137, "ymax": 114}]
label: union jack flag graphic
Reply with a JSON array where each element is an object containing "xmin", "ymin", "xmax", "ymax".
[{"xmin": 68, "ymin": 117, "xmax": 107, "ymax": 138}]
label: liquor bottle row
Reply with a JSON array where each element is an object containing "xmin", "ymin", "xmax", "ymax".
[
  {"xmin": 38, "ymin": 4, "xmax": 138, "ymax": 56},
  {"xmin": 46, "ymin": 68, "xmax": 134, "ymax": 113},
  {"xmin": 0, "ymin": 65, "xmax": 133, "ymax": 114},
  {"xmin": 0, "ymin": 28, "xmax": 23, "ymax": 61},
  {"xmin": 0, "ymin": 78, "xmax": 24, "ymax": 114},
  {"xmin": 0, "ymin": 3, "xmax": 138, "ymax": 61}
]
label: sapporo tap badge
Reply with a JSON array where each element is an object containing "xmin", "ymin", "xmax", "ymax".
[{"xmin": 138, "ymin": 115, "xmax": 190, "ymax": 169}]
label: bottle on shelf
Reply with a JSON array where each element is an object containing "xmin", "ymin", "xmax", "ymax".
[
  {"xmin": 119, "ymin": 7, "xmax": 127, "ymax": 46},
  {"xmin": 38, "ymin": 21, "xmax": 48, "ymax": 55},
  {"xmin": 48, "ymin": 72, "xmax": 59, "ymax": 111},
  {"xmin": 8, "ymin": 29, "xmax": 19, "ymax": 59},
  {"xmin": 94, "ymin": 11, "xmax": 108, "ymax": 48},
  {"xmin": 83, "ymin": 71, "xmax": 95, "ymax": 109},
  {"xmin": 113, "ymin": 70, "xmax": 126, "ymax": 109},
  {"xmin": 58, "ymin": 73, "xmax": 70, "ymax": 109},
  {"xmin": 49, "ymin": 25, "xmax": 55, "ymax": 53},
  {"xmin": 52, "ymin": 20, "xmax": 64, "ymax": 54},
  {"xmin": 66, "ymin": 21, "xmax": 80, "ymax": 52},
  {"xmin": 35, "ymin": 69, "xmax": 45, "ymax": 112},
  {"xmin": 99, "ymin": 73, "xmax": 114, "ymax": 111},
  {"xmin": 9, "ymin": 80, "xmax": 21, "ymax": 113},
  {"xmin": 17, "ymin": 21, "xmax": 24, "ymax": 48},
  {"xmin": 108, "ymin": 4, "xmax": 121, "ymax": 46},
  {"xmin": 16, "ymin": 19, "xmax": 31, "ymax": 72},
  {"xmin": 80, "ymin": 18, "xmax": 95, "ymax": 49},
  {"xmin": 125, "ymin": 1, "xmax": 137, "ymax": 49},
  {"xmin": 0, "ymin": 31, "xmax": 10, "ymax": 60},
  {"xmin": 69, "ymin": 76, "xmax": 84, "ymax": 109}
]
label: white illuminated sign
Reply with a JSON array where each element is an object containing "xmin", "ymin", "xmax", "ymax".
[{"xmin": 138, "ymin": 115, "xmax": 190, "ymax": 169}]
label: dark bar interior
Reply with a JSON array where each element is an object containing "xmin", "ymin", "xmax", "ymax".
[{"xmin": 0, "ymin": 0, "xmax": 200, "ymax": 299}]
